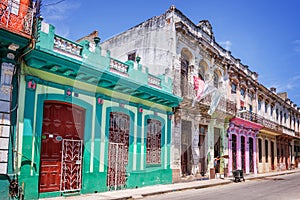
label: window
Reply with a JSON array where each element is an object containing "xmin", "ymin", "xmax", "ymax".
[
  {"xmin": 258, "ymin": 138, "xmax": 262, "ymax": 162},
  {"xmin": 258, "ymin": 99, "xmax": 262, "ymax": 111},
  {"xmin": 280, "ymin": 111, "xmax": 283, "ymax": 124},
  {"xmin": 249, "ymin": 104, "xmax": 253, "ymax": 113},
  {"xmin": 231, "ymin": 83, "xmax": 237, "ymax": 94},
  {"xmin": 146, "ymin": 119, "xmax": 162, "ymax": 164},
  {"xmin": 9, "ymin": 0, "xmax": 20, "ymax": 15},
  {"xmin": 128, "ymin": 51, "xmax": 136, "ymax": 61},
  {"xmin": 265, "ymin": 140, "xmax": 268, "ymax": 163},
  {"xmin": 276, "ymin": 109, "xmax": 279, "ymax": 121},
  {"xmin": 181, "ymin": 58, "xmax": 189, "ymax": 96},
  {"xmin": 265, "ymin": 102, "xmax": 268, "ymax": 113},
  {"xmin": 240, "ymin": 88, "xmax": 245, "ymax": 98},
  {"xmin": 213, "ymin": 71, "xmax": 219, "ymax": 88},
  {"xmin": 284, "ymin": 113, "xmax": 287, "ymax": 124},
  {"xmin": 270, "ymin": 105, "xmax": 274, "ymax": 116},
  {"xmin": 198, "ymin": 125, "xmax": 207, "ymax": 148},
  {"xmin": 248, "ymin": 92, "xmax": 253, "ymax": 101}
]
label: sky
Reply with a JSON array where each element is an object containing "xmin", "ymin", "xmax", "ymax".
[{"xmin": 41, "ymin": 0, "xmax": 300, "ymax": 106}]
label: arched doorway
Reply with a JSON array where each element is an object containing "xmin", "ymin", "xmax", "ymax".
[
  {"xmin": 249, "ymin": 137, "xmax": 254, "ymax": 172},
  {"xmin": 39, "ymin": 101, "xmax": 85, "ymax": 193},
  {"xmin": 271, "ymin": 141, "xmax": 275, "ymax": 170},
  {"xmin": 241, "ymin": 136, "xmax": 245, "ymax": 172},
  {"xmin": 107, "ymin": 112, "xmax": 130, "ymax": 190},
  {"xmin": 232, "ymin": 135, "xmax": 237, "ymax": 170}
]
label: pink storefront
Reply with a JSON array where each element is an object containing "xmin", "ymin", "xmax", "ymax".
[{"xmin": 228, "ymin": 118, "xmax": 263, "ymax": 175}]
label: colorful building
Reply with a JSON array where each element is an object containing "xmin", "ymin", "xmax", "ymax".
[
  {"xmin": 0, "ymin": 0, "xmax": 34, "ymax": 199},
  {"xmin": 100, "ymin": 5, "xmax": 300, "ymax": 179},
  {"xmin": 14, "ymin": 19, "xmax": 181, "ymax": 199},
  {"xmin": 99, "ymin": 5, "xmax": 238, "ymax": 181}
]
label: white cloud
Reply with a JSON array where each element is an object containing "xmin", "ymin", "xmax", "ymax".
[
  {"xmin": 41, "ymin": 0, "xmax": 81, "ymax": 37},
  {"xmin": 42, "ymin": 1, "xmax": 81, "ymax": 21},
  {"xmin": 219, "ymin": 40, "xmax": 232, "ymax": 50},
  {"xmin": 265, "ymin": 75, "xmax": 300, "ymax": 92},
  {"xmin": 293, "ymin": 40, "xmax": 300, "ymax": 54}
]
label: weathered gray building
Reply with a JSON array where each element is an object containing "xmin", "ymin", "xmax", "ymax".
[{"xmin": 100, "ymin": 5, "xmax": 236, "ymax": 181}]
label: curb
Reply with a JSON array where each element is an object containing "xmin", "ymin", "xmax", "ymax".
[
  {"xmin": 141, "ymin": 181, "xmax": 232, "ymax": 198},
  {"xmin": 245, "ymin": 169, "xmax": 299, "ymax": 181},
  {"xmin": 118, "ymin": 170, "xmax": 300, "ymax": 200}
]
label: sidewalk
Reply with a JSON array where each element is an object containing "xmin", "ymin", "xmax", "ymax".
[{"xmin": 44, "ymin": 168, "xmax": 300, "ymax": 200}]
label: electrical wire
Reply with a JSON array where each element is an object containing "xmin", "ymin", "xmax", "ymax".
[{"xmin": 43, "ymin": 0, "xmax": 66, "ymax": 7}]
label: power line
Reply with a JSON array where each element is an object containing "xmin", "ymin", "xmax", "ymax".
[{"xmin": 43, "ymin": 0, "xmax": 66, "ymax": 7}]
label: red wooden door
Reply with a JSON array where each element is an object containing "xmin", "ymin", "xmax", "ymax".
[{"xmin": 39, "ymin": 101, "xmax": 85, "ymax": 193}]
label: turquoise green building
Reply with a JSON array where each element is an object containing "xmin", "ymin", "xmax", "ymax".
[
  {"xmin": 0, "ymin": 0, "xmax": 35, "ymax": 199},
  {"xmin": 14, "ymin": 18, "xmax": 181, "ymax": 199}
]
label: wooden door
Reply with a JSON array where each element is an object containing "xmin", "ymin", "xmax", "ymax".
[
  {"xmin": 39, "ymin": 101, "xmax": 85, "ymax": 193},
  {"xmin": 271, "ymin": 141, "xmax": 275, "ymax": 170},
  {"xmin": 181, "ymin": 120, "xmax": 192, "ymax": 176},
  {"xmin": 249, "ymin": 138, "xmax": 254, "ymax": 172}
]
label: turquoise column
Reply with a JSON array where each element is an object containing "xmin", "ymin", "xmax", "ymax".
[
  {"xmin": 136, "ymin": 105, "xmax": 143, "ymax": 171},
  {"xmin": 87, "ymin": 95, "xmax": 105, "ymax": 192},
  {"xmin": 166, "ymin": 112, "xmax": 172, "ymax": 169},
  {"xmin": 19, "ymin": 78, "xmax": 38, "ymax": 200}
]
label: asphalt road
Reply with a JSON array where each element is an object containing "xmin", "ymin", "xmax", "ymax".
[{"xmin": 144, "ymin": 173, "xmax": 300, "ymax": 200}]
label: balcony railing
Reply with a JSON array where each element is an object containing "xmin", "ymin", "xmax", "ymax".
[
  {"xmin": 0, "ymin": 0, "xmax": 34, "ymax": 37},
  {"xmin": 237, "ymin": 110, "xmax": 283, "ymax": 132},
  {"xmin": 226, "ymin": 99, "xmax": 237, "ymax": 116},
  {"xmin": 54, "ymin": 35, "xmax": 82, "ymax": 58},
  {"xmin": 109, "ymin": 59, "xmax": 129, "ymax": 76},
  {"xmin": 198, "ymin": 94, "xmax": 236, "ymax": 116},
  {"xmin": 148, "ymin": 74, "xmax": 161, "ymax": 88}
]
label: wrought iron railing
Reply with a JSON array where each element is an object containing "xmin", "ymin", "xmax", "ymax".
[
  {"xmin": 198, "ymin": 94, "xmax": 236, "ymax": 116},
  {"xmin": 237, "ymin": 110, "xmax": 283, "ymax": 132},
  {"xmin": 0, "ymin": 0, "xmax": 34, "ymax": 36},
  {"xmin": 226, "ymin": 99, "xmax": 237, "ymax": 116},
  {"xmin": 282, "ymin": 126, "xmax": 295, "ymax": 137}
]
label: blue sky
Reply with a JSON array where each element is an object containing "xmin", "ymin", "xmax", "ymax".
[{"xmin": 41, "ymin": 0, "xmax": 300, "ymax": 106}]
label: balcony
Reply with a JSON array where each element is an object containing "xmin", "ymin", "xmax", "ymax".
[
  {"xmin": 0, "ymin": 0, "xmax": 34, "ymax": 37},
  {"xmin": 109, "ymin": 58, "xmax": 129, "ymax": 76},
  {"xmin": 54, "ymin": 35, "xmax": 83, "ymax": 59},
  {"xmin": 196, "ymin": 94, "xmax": 236, "ymax": 116},
  {"xmin": 237, "ymin": 110, "xmax": 282, "ymax": 133},
  {"xmin": 148, "ymin": 74, "xmax": 161, "ymax": 89}
]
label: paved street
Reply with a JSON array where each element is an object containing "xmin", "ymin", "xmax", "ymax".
[{"xmin": 144, "ymin": 173, "xmax": 300, "ymax": 200}]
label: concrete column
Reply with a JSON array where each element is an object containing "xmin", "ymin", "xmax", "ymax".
[
  {"xmin": 237, "ymin": 133, "xmax": 241, "ymax": 170},
  {"xmin": 253, "ymin": 136, "xmax": 258, "ymax": 174},
  {"xmin": 228, "ymin": 133, "xmax": 232, "ymax": 176},
  {"xmin": 291, "ymin": 140, "xmax": 295, "ymax": 168},
  {"xmin": 207, "ymin": 122, "xmax": 215, "ymax": 170},
  {"xmin": 262, "ymin": 137, "xmax": 266, "ymax": 173},
  {"xmin": 245, "ymin": 136, "xmax": 250, "ymax": 174},
  {"xmin": 266, "ymin": 139, "xmax": 270, "ymax": 172},
  {"xmin": 274, "ymin": 140, "xmax": 278, "ymax": 171}
]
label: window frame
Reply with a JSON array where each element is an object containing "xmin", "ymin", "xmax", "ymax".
[
  {"xmin": 146, "ymin": 118, "xmax": 162, "ymax": 166},
  {"xmin": 231, "ymin": 83, "xmax": 237, "ymax": 94}
]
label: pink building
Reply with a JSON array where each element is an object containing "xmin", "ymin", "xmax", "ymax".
[{"xmin": 228, "ymin": 117, "xmax": 263, "ymax": 175}]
